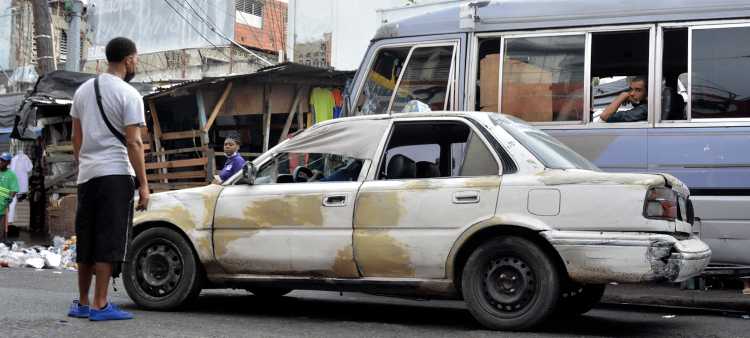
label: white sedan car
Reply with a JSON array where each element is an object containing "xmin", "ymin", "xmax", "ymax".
[{"xmin": 124, "ymin": 112, "xmax": 710, "ymax": 331}]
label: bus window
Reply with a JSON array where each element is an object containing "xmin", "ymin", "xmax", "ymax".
[
  {"xmin": 476, "ymin": 38, "xmax": 501, "ymax": 112},
  {"xmin": 356, "ymin": 46, "xmax": 412, "ymax": 115},
  {"xmin": 390, "ymin": 45, "xmax": 456, "ymax": 113},
  {"xmin": 590, "ymin": 30, "xmax": 650, "ymax": 123},
  {"xmin": 661, "ymin": 28, "xmax": 688, "ymax": 121},
  {"xmin": 691, "ymin": 26, "xmax": 750, "ymax": 119},
  {"xmin": 502, "ymin": 35, "xmax": 585, "ymax": 122}
]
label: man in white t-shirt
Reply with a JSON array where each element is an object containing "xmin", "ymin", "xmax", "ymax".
[{"xmin": 69, "ymin": 37, "xmax": 149, "ymax": 321}]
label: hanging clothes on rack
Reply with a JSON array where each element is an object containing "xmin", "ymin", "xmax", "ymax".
[
  {"xmin": 331, "ymin": 88, "xmax": 343, "ymax": 119},
  {"xmin": 309, "ymin": 87, "xmax": 335, "ymax": 124}
]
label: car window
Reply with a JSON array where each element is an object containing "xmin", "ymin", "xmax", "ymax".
[
  {"xmin": 253, "ymin": 152, "xmax": 363, "ymax": 184},
  {"xmin": 378, "ymin": 122, "xmax": 499, "ymax": 179}
]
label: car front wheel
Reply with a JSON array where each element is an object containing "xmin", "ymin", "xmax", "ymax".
[
  {"xmin": 123, "ymin": 227, "xmax": 203, "ymax": 310},
  {"xmin": 462, "ymin": 236, "xmax": 560, "ymax": 331}
]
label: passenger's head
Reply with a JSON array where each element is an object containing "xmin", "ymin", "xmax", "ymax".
[
  {"xmin": 224, "ymin": 133, "xmax": 242, "ymax": 156},
  {"xmin": 106, "ymin": 37, "xmax": 138, "ymax": 82},
  {"xmin": 629, "ymin": 75, "xmax": 648, "ymax": 103}
]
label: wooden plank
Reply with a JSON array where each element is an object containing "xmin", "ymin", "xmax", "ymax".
[
  {"xmin": 258, "ymin": 76, "xmax": 347, "ymax": 86},
  {"xmin": 196, "ymin": 90, "xmax": 210, "ymax": 145},
  {"xmin": 279, "ymin": 84, "xmax": 304, "ymax": 143},
  {"xmin": 47, "ymin": 145, "xmax": 73, "ymax": 153},
  {"xmin": 215, "ymin": 152, "xmax": 262, "ymax": 157},
  {"xmin": 148, "ymin": 182, "xmax": 207, "ymax": 190},
  {"xmin": 206, "ymin": 148, "xmax": 215, "ymax": 183},
  {"xmin": 144, "ymin": 157, "xmax": 208, "ymax": 170},
  {"xmin": 148, "ymin": 146, "xmax": 206, "ymax": 157},
  {"xmin": 203, "ymin": 82, "xmax": 233, "ymax": 133},
  {"xmin": 45, "ymin": 154, "xmax": 75, "ymax": 163},
  {"xmin": 147, "ymin": 100, "xmax": 163, "ymax": 138},
  {"xmin": 48, "ymin": 188, "xmax": 78, "ymax": 194},
  {"xmin": 263, "ymin": 83, "xmax": 271, "ymax": 152},
  {"xmin": 160, "ymin": 130, "xmax": 202, "ymax": 141},
  {"xmin": 46, "ymin": 167, "xmax": 79, "ymax": 187},
  {"xmin": 147, "ymin": 170, "xmax": 206, "ymax": 181}
]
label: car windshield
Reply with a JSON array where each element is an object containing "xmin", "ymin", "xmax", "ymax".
[{"xmin": 490, "ymin": 115, "xmax": 601, "ymax": 172}]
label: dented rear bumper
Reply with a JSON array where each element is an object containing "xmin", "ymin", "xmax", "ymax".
[{"xmin": 540, "ymin": 231, "xmax": 711, "ymax": 284}]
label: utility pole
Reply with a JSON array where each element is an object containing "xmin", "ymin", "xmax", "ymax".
[
  {"xmin": 30, "ymin": 0, "xmax": 56, "ymax": 76},
  {"xmin": 66, "ymin": 1, "xmax": 84, "ymax": 72}
]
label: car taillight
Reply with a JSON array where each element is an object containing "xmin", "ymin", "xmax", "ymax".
[{"xmin": 644, "ymin": 186, "xmax": 678, "ymax": 220}]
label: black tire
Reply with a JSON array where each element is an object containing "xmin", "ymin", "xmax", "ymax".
[
  {"xmin": 462, "ymin": 236, "xmax": 560, "ymax": 331},
  {"xmin": 123, "ymin": 228, "xmax": 203, "ymax": 310},
  {"xmin": 552, "ymin": 283, "xmax": 606, "ymax": 317},
  {"xmin": 247, "ymin": 287, "xmax": 294, "ymax": 298}
]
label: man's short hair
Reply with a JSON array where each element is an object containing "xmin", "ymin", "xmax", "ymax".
[
  {"xmin": 105, "ymin": 37, "xmax": 137, "ymax": 63},
  {"xmin": 632, "ymin": 75, "xmax": 648, "ymax": 88}
]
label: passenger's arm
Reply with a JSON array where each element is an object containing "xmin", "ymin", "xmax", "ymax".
[{"xmin": 601, "ymin": 92, "xmax": 637, "ymax": 122}]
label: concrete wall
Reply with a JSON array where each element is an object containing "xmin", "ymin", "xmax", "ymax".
[{"xmin": 287, "ymin": 0, "xmax": 471, "ymax": 71}]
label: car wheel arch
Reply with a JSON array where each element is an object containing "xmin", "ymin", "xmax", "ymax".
[
  {"xmin": 133, "ymin": 221, "xmax": 206, "ymax": 264},
  {"xmin": 448, "ymin": 223, "xmax": 569, "ymax": 294}
]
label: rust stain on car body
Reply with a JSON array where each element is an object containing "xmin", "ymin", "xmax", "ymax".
[
  {"xmin": 353, "ymin": 229, "xmax": 414, "ymax": 277},
  {"xmin": 242, "ymin": 195, "xmax": 325, "ymax": 228},
  {"xmin": 353, "ymin": 192, "xmax": 406, "ymax": 228},
  {"xmin": 213, "ymin": 228, "xmax": 260, "ymax": 257},
  {"xmin": 330, "ymin": 244, "xmax": 360, "ymax": 277}
]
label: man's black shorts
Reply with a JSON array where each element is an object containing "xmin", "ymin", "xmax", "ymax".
[{"xmin": 75, "ymin": 175, "xmax": 134, "ymax": 264}]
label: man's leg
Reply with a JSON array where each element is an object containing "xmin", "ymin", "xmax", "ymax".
[
  {"xmin": 77, "ymin": 263, "xmax": 94, "ymax": 306},
  {"xmin": 92, "ymin": 262, "xmax": 114, "ymax": 310}
]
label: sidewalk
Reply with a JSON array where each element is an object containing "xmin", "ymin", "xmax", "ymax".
[{"xmin": 602, "ymin": 281, "xmax": 750, "ymax": 313}]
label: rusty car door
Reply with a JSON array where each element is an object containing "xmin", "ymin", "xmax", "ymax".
[
  {"xmin": 352, "ymin": 118, "xmax": 503, "ymax": 278},
  {"xmin": 213, "ymin": 181, "xmax": 361, "ymax": 277}
]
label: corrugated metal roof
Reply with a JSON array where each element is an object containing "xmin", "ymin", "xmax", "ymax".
[{"xmin": 144, "ymin": 62, "xmax": 354, "ymax": 99}]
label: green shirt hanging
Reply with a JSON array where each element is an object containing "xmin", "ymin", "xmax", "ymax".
[{"xmin": 309, "ymin": 87, "xmax": 335, "ymax": 124}]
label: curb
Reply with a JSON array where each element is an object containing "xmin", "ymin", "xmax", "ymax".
[{"xmin": 600, "ymin": 293, "xmax": 750, "ymax": 313}]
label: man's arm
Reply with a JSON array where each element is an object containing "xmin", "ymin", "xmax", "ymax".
[
  {"xmin": 125, "ymin": 125, "xmax": 149, "ymax": 211},
  {"xmin": 72, "ymin": 118, "xmax": 83, "ymax": 165},
  {"xmin": 601, "ymin": 92, "xmax": 638, "ymax": 122}
]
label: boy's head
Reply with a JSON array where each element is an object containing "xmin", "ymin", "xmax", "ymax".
[{"xmin": 0, "ymin": 153, "xmax": 11, "ymax": 170}]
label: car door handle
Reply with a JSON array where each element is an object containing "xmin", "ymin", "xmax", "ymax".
[
  {"xmin": 453, "ymin": 190, "xmax": 480, "ymax": 204},
  {"xmin": 323, "ymin": 195, "xmax": 347, "ymax": 207}
]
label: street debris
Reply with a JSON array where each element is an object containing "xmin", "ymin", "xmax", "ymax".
[
  {"xmin": 663, "ymin": 315, "xmax": 676, "ymax": 318},
  {"xmin": 0, "ymin": 236, "xmax": 77, "ymax": 270},
  {"xmin": 742, "ymin": 315, "xmax": 749, "ymax": 319}
]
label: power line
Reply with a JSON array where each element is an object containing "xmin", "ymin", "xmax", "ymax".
[
  {"xmin": 162, "ymin": 0, "xmax": 233, "ymax": 61},
  {"xmin": 172, "ymin": 0, "xmax": 236, "ymax": 62}
]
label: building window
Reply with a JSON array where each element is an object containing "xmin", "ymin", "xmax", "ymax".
[
  {"xmin": 236, "ymin": 0, "xmax": 263, "ymax": 29},
  {"xmin": 59, "ymin": 29, "xmax": 68, "ymax": 61}
]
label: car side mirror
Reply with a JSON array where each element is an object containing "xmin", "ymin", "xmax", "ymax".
[{"xmin": 242, "ymin": 162, "xmax": 258, "ymax": 185}]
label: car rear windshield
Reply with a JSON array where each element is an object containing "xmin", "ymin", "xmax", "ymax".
[{"xmin": 492, "ymin": 116, "xmax": 601, "ymax": 172}]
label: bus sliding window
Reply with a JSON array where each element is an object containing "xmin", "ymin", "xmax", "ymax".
[
  {"xmin": 691, "ymin": 26, "xmax": 750, "ymax": 119},
  {"xmin": 501, "ymin": 35, "xmax": 585, "ymax": 123}
]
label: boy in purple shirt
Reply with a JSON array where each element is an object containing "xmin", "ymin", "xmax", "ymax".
[{"xmin": 219, "ymin": 133, "xmax": 245, "ymax": 181}]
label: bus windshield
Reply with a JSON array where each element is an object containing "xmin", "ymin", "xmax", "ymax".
[{"xmin": 491, "ymin": 115, "xmax": 601, "ymax": 172}]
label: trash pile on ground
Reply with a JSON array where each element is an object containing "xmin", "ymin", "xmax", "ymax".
[{"xmin": 0, "ymin": 236, "xmax": 77, "ymax": 271}]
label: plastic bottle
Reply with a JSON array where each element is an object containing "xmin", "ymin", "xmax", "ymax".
[{"xmin": 0, "ymin": 258, "xmax": 21, "ymax": 268}]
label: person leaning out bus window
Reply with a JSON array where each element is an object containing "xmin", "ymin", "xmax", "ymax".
[
  {"xmin": 600, "ymin": 75, "xmax": 648, "ymax": 122},
  {"xmin": 219, "ymin": 133, "xmax": 245, "ymax": 182}
]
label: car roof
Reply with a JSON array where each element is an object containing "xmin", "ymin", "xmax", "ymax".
[
  {"xmin": 373, "ymin": 0, "xmax": 750, "ymax": 41},
  {"xmin": 314, "ymin": 111, "xmax": 508, "ymax": 125}
]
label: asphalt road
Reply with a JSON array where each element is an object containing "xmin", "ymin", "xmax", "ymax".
[{"xmin": 1, "ymin": 268, "xmax": 748, "ymax": 337}]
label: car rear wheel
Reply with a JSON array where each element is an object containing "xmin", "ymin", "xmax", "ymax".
[
  {"xmin": 553, "ymin": 283, "xmax": 606, "ymax": 317},
  {"xmin": 123, "ymin": 228, "xmax": 203, "ymax": 310},
  {"xmin": 462, "ymin": 236, "xmax": 559, "ymax": 331},
  {"xmin": 247, "ymin": 287, "xmax": 294, "ymax": 298}
]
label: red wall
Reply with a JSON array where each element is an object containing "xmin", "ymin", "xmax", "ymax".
[{"xmin": 234, "ymin": 0, "xmax": 288, "ymax": 53}]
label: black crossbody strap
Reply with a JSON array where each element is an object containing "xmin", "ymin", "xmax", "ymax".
[{"xmin": 94, "ymin": 77, "xmax": 127, "ymax": 147}]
